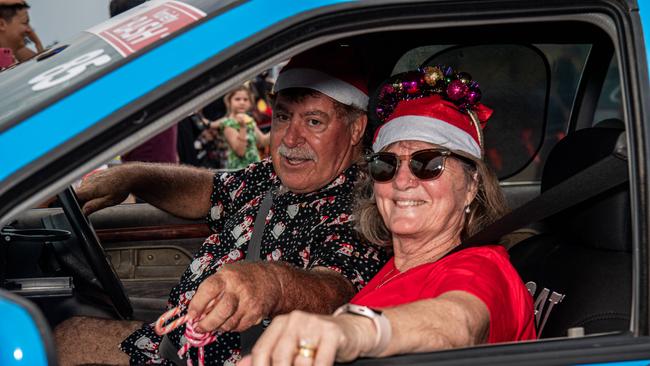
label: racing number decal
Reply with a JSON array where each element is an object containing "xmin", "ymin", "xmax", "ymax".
[{"xmin": 28, "ymin": 49, "xmax": 111, "ymax": 91}]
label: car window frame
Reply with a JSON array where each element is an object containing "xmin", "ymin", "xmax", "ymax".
[{"xmin": 2, "ymin": 1, "xmax": 649, "ymax": 364}]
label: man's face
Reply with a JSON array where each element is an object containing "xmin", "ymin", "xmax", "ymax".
[
  {"xmin": 0, "ymin": 8, "xmax": 29, "ymax": 51},
  {"xmin": 270, "ymin": 91, "xmax": 366, "ymax": 194}
]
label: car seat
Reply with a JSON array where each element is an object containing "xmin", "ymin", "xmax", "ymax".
[{"xmin": 509, "ymin": 121, "xmax": 631, "ymax": 338}]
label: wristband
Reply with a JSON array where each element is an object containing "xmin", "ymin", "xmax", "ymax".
[{"xmin": 333, "ymin": 303, "xmax": 392, "ymax": 357}]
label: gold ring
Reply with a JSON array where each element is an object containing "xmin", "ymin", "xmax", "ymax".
[{"xmin": 298, "ymin": 338, "xmax": 317, "ymax": 358}]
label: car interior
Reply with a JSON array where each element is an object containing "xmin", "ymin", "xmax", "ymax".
[{"xmin": 0, "ymin": 1, "xmax": 637, "ymax": 364}]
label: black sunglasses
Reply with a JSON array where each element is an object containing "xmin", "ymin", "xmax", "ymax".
[{"xmin": 366, "ymin": 148, "xmax": 474, "ymax": 182}]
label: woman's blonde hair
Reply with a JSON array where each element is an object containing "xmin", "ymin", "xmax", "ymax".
[
  {"xmin": 224, "ymin": 85, "xmax": 254, "ymax": 115},
  {"xmin": 354, "ymin": 153, "xmax": 509, "ymax": 246}
]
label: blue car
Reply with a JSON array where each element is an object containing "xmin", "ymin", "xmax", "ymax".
[{"xmin": 1, "ymin": 0, "xmax": 650, "ymax": 364}]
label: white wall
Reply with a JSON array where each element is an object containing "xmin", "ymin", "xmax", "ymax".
[{"xmin": 27, "ymin": 0, "xmax": 109, "ymax": 48}]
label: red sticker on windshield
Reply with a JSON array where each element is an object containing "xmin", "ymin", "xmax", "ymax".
[{"xmin": 88, "ymin": 0, "xmax": 205, "ymax": 57}]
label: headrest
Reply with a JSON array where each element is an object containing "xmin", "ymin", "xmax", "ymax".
[{"xmin": 542, "ymin": 123, "xmax": 630, "ymax": 252}]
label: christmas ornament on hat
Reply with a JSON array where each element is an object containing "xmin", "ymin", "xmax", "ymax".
[{"xmin": 372, "ymin": 65, "xmax": 493, "ymax": 158}]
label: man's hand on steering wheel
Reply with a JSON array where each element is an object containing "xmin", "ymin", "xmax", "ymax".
[{"xmin": 76, "ymin": 166, "xmax": 132, "ymax": 215}]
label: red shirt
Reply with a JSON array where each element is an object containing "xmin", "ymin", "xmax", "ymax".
[{"xmin": 351, "ymin": 245, "xmax": 536, "ymax": 343}]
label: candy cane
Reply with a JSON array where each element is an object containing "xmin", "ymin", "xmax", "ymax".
[{"xmin": 154, "ymin": 305, "xmax": 219, "ymax": 366}]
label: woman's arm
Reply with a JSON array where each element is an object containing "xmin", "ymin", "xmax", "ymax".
[
  {"xmin": 242, "ymin": 291, "xmax": 489, "ymax": 365},
  {"xmin": 378, "ymin": 291, "xmax": 489, "ymax": 355},
  {"xmin": 15, "ymin": 27, "xmax": 44, "ymax": 62}
]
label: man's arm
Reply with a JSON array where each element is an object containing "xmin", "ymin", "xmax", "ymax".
[
  {"xmin": 187, "ymin": 261, "xmax": 355, "ymax": 333},
  {"xmin": 76, "ymin": 163, "xmax": 214, "ymax": 218}
]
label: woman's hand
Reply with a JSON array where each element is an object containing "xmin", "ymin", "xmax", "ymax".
[{"xmin": 239, "ymin": 310, "xmax": 376, "ymax": 366}]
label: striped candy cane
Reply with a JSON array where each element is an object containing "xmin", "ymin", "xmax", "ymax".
[{"xmin": 154, "ymin": 306, "xmax": 219, "ymax": 366}]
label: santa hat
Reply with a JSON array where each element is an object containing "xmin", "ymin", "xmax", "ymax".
[
  {"xmin": 372, "ymin": 67, "xmax": 493, "ymax": 158},
  {"xmin": 273, "ymin": 44, "xmax": 369, "ymax": 111}
]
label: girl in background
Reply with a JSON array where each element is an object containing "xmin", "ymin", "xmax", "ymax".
[{"xmin": 220, "ymin": 85, "xmax": 270, "ymax": 169}]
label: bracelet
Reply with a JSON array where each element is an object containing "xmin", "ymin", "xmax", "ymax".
[{"xmin": 333, "ymin": 304, "xmax": 392, "ymax": 357}]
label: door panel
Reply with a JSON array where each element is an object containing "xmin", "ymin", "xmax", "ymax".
[{"xmin": 90, "ymin": 204, "xmax": 208, "ymax": 310}]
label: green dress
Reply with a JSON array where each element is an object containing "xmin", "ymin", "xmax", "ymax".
[{"xmin": 222, "ymin": 117, "xmax": 261, "ymax": 169}]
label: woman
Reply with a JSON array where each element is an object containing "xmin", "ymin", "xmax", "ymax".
[
  {"xmin": 220, "ymin": 85, "xmax": 270, "ymax": 169},
  {"xmin": 240, "ymin": 66, "xmax": 536, "ymax": 365}
]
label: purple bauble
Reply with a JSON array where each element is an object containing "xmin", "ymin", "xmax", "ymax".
[
  {"xmin": 466, "ymin": 89, "xmax": 482, "ymax": 104},
  {"xmin": 457, "ymin": 72, "xmax": 472, "ymax": 84},
  {"xmin": 447, "ymin": 80, "xmax": 468, "ymax": 101},
  {"xmin": 405, "ymin": 80, "xmax": 419, "ymax": 94},
  {"xmin": 469, "ymin": 80, "xmax": 480, "ymax": 89}
]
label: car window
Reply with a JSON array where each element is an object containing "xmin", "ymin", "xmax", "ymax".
[
  {"xmin": 393, "ymin": 44, "xmax": 591, "ymax": 182},
  {"xmin": 593, "ymin": 57, "xmax": 623, "ymax": 124}
]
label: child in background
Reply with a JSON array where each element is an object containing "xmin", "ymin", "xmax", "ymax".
[{"xmin": 220, "ymin": 85, "xmax": 269, "ymax": 169}]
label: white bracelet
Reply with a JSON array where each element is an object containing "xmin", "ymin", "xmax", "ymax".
[{"xmin": 333, "ymin": 304, "xmax": 392, "ymax": 357}]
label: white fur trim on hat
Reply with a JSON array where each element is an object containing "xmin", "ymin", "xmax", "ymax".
[
  {"xmin": 373, "ymin": 116, "xmax": 482, "ymax": 158},
  {"xmin": 273, "ymin": 68, "xmax": 368, "ymax": 111}
]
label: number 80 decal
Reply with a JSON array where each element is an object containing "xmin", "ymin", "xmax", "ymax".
[{"xmin": 29, "ymin": 49, "xmax": 111, "ymax": 91}]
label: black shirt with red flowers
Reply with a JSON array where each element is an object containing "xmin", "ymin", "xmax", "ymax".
[{"xmin": 120, "ymin": 158, "xmax": 388, "ymax": 365}]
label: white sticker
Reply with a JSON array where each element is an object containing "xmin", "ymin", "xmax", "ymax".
[
  {"xmin": 29, "ymin": 49, "xmax": 111, "ymax": 91},
  {"xmin": 87, "ymin": 0, "xmax": 206, "ymax": 57}
]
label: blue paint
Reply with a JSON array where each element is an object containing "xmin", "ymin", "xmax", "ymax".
[
  {"xmin": 0, "ymin": 0, "xmax": 352, "ymax": 181},
  {"xmin": 641, "ymin": 0, "xmax": 650, "ymax": 74},
  {"xmin": 0, "ymin": 298, "xmax": 47, "ymax": 366},
  {"xmin": 579, "ymin": 361, "xmax": 650, "ymax": 366}
]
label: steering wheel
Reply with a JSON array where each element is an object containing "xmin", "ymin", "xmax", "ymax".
[{"xmin": 57, "ymin": 186, "xmax": 133, "ymax": 319}]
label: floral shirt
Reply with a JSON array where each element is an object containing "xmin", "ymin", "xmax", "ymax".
[
  {"xmin": 120, "ymin": 159, "xmax": 388, "ymax": 365},
  {"xmin": 222, "ymin": 117, "xmax": 260, "ymax": 170}
]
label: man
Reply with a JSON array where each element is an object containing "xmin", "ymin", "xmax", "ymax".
[
  {"xmin": 0, "ymin": 0, "xmax": 42, "ymax": 63},
  {"xmin": 56, "ymin": 44, "xmax": 387, "ymax": 365}
]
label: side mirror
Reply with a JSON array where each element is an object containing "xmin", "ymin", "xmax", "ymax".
[{"xmin": 0, "ymin": 289, "xmax": 56, "ymax": 365}]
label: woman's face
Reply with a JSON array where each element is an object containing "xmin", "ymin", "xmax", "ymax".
[
  {"xmin": 374, "ymin": 140, "xmax": 477, "ymax": 242},
  {"xmin": 230, "ymin": 90, "xmax": 252, "ymax": 114}
]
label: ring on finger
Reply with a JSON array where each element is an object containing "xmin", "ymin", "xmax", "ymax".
[{"xmin": 298, "ymin": 338, "xmax": 317, "ymax": 358}]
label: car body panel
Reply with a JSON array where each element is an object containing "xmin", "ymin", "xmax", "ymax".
[{"xmin": 0, "ymin": 290, "xmax": 54, "ymax": 366}]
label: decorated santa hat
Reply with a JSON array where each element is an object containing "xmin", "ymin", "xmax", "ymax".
[
  {"xmin": 273, "ymin": 44, "xmax": 369, "ymax": 111},
  {"xmin": 372, "ymin": 66, "xmax": 493, "ymax": 158}
]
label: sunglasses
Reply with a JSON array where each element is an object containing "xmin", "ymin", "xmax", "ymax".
[{"xmin": 366, "ymin": 148, "xmax": 474, "ymax": 182}]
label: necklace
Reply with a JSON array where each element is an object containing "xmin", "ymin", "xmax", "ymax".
[{"xmin": 376, "ymin": 267, "xmax": 403, "ymax": 289}]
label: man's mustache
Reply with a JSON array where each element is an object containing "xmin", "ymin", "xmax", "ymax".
[{"xmin": 278, "ymin": 144, "xmax": 316, "ymax": 161}]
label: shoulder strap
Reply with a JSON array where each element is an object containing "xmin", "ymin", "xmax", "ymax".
[
  {"xmin": 245, "ymin": 190, "xmax": 274, "ymax": 261},
  {"xmin": 465, "ymin": 136, "xmax": 628, "ymax": 246},
  {"xmin": 240, "ymin": 189, "xmax": 274, "ymax": 354}
]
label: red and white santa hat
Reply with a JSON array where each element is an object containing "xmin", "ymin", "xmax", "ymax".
[
  {"xmin": 373, "ymin": 94, "xmax": 492, "ymax": 158},
  {"xmin": 273, "ymin": 44, "xmax": 369, "ymax": 111}
]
